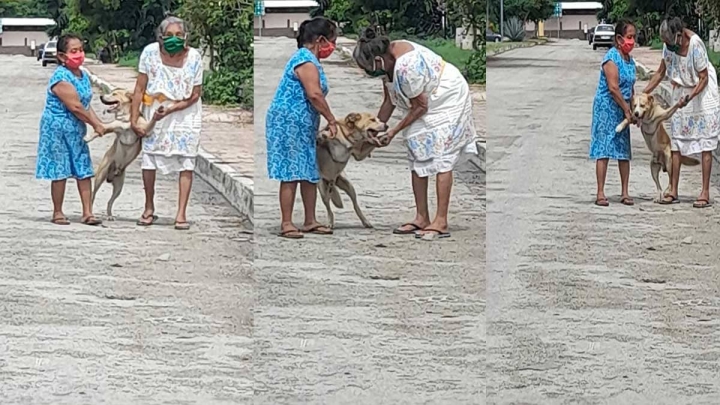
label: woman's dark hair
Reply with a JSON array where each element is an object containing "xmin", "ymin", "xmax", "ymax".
[
  {"xmin": 614, "ymin": 19, "xmax": 634, "ymax": 44},
  {"xmin": 296, "ymin": 17, "xmax": 336, "ymax": 49},
  {"xmin": 57, "ymin": 33, "xmax": 82, "ymax": 54},
  {"xmin": 353, "ymin": 27, "xmax": 390, "ymax": 70}
]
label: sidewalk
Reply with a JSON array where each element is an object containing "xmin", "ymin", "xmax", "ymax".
[{"xmin": 84, "ymin": 63, "xmax": 255, "ymax": 223}]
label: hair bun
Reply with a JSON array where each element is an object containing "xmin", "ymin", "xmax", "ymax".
[{"xmin": 363, "ymin": 28, "xmax": 376, "ymax": 41}]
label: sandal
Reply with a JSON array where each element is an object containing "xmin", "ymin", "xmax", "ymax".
[
  {"xmin": 594, "ymin": 198, "xmax": 609, "ymax": 207},
  {"xmin": 393, "ymin": 223, "xmax": 423, "ymax": 235},
  {"xmin": 51, "ymin": 216, "xmax": 70, "ymax": 225},
  {"xmin": 81, "ymin": 216, "xmax": 102, "ymax": 226},
  {"xmin": 278, "ymin": 229, "xmax": 304, "ymax": 239},
  {"xmin": 620, "ymin": 197, "xmax": 635, "ymax": 206},
  {"xmin": 302, "ymin": 224, "xmax": 333, "ymax": 235},
  {"xmin": 174, "ymin": 221, "xmax": 191, "ymax": 230},
  {"xmin": 693, "ymin": 199, "xmax": 712, "ymax": 209},
  {"xmin": 136, "ymin": 214, "xmax": 158, "ymax": 226},
  {"xmin": 659, "ymin": 195, "xmax": 679, "ymax": 205},
  {"xmin": 415, "ymin": 229, "xmax": 452, "ymax": 240}
]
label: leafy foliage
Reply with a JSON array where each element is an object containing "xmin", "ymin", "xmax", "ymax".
[
  {"xmin": 489, "ymin": 0, "xmax": 554, "ymax": 34},
  {"xmin": 0, "ymin": 0, "xmax": 49, "ymax": 17},
  {"xmin": 504, "ymin": 16, "xmax": 526, "ymax": 42},
  {"xmin": 465, "ymin": 46, "xmax": 486, "ymax": 84}
]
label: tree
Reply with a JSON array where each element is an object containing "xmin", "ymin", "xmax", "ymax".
[{"xmin": 1, "ymin": 0, "xmax": 49, "ymax": 17}]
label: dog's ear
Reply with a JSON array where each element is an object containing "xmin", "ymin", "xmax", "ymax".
[
  {"xmin": 647, "ymin": 94, "xmax": 654, "ymax": 105},
  {"xmin": 344, "ymin": 113, "xmax": 361, "ymax": 129}
]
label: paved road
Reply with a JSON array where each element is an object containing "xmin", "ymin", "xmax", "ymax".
[
  {"xmin": 487, "ymin": 40, "xmax": 720, "ymax": 403},
  {"xmin": 253, "ymin": 37, "xmax": 485, "ymax": 403},
  {"xmin": 0, "ymin": 55, "xmax": 253, "ymax": 404}
]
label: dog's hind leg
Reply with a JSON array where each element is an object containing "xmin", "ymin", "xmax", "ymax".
[
  {"xmin": 92, "ymin": 156, "xmax": 113, "ymax": 210},
  {"xmin": 335, "ymin": 175, "xmax": 372, "ymax": 228},
  {"xmin": 651, "ymin": 161, "xmax": 663, "ymax": 203},
  {"xmin": 318, "ymin": 179, "xmax": 336, "ymax": 228},
  {"xmin": 106, "ymin": 170, "xmax": 126, "ymax": 220}
]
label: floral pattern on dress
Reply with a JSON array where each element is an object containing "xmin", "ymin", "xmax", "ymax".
[
  {"xmin": 265, "ymin": 48, "xmax": 328, "ymax": 183},
  {"xmin": 662, "ymin": 35, "xmax": 720, "ymax": 155},
  {"xmin": 138, "ymin": 42, "xmax": 203, "ymax": 157},
  {"xmin": 589, "ymin": 47, "xmax": 636, "ymax": 160},
  {"xmin": 36, "ymin": 66, "xmax": 95, "ymax": 180}
]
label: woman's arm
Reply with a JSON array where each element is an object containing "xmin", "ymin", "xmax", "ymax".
[
  {"xmin": 603, "ymin": 61, "xmax": 633, "ymax": 123},
  {"xmin": 378, "ymin": 83, "xmax": 395, "ymax": 123},
  {"xmin": 643, "ymin": 59, "xmax": 667, "ymax": 94},
  {"xmin": 390, "ymin": 93, "xmax": 428, "ymax": 135},
  {"xmin": 52, "ymin": 82, "xmax": 106, "ymax": 134},
  {"xmin": 296, "ymin": 63, "xmax": 337, "ymax": 134},
  {"xmin": 130, "ymin": 72, "xmax": 149, "ymax": 136}
]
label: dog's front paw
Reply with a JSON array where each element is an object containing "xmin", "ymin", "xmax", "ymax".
[
  {"xmin": 615, "ymin": 123, "xmax": 626, "ymax": 133},
  {"xmin": 105, "ymin": 215, "xmax": 116, "ymax": 221}
]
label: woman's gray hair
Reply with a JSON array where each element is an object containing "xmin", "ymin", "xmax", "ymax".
[
  {"xmin": 157, "ymin": 16, "xmax": 188, "ymax": 39},
  {"xmin": 353, "ymin": 27, "xmax": 390, "ymax": 70},
  {"xmin": 659, "ymin": 17, "xmax": 683, "ymax": 43}
]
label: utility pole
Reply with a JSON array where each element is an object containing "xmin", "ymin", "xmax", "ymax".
[{"xmin": 500, "ymin": 0, "xmax": 504, "ymax": 38}]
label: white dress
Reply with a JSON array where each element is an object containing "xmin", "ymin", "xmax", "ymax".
[
  {"xmin": 138, "ymin": 42, "xmax": 203, "ymax": 174},
  {"xmin": 385, "ymin": 41, "xmax": 478, "ymax": 177},
  {"xmin": 663, "ymin": 35, "xmax": 720, "ymax": 156}
]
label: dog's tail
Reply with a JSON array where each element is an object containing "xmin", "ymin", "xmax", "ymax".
[
  {"xmin": 326, "ymin": 180, "xmax": 343, "ymax": 209},
  {"xmin": 681, "ymin": 156, "xmax": 700, "ymax": 166}
]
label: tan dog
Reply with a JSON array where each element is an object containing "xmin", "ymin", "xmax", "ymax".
[
  {"xmin": 84, "ymin": 89, "xmax": 164, "ymax": 219},
  {"xmin": 615, "ymin": 93, "xmax": 698, "ymax": 202},
  {"xmin": 316, "ymin": 113, "xmax": 389, "ymax": 228}
]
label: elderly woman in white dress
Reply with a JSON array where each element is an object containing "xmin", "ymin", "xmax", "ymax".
[
  {"xmin": 130, "ymin": 16, "xmax": 203, "ymax": 229},
  {"xmin": 353, "ymin": 28, "xmax": 478, "ymax": 240},
  {"xmin": 644, "ymin": 17, "xmax": 720, "ymax": 208}
]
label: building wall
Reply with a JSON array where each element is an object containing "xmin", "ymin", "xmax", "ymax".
[
  {"xmin": 253, "ymin": 12, "xmax": 311, "ymax": 31},
  {"xmin": 0, "ymin": 29, "xmax": 50, "ymax": 47},
  {"xmin": 525, "ymin": 13, "xmax": 598, "ymax": 39}
]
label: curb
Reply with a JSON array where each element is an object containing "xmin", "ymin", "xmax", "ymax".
[
  {"xmin": 488, "ymin": 40, "xmax": 547, "ymax": 57},
  {"xmin": 81, "ymin": 66, "xmax": 254, "ymax": 223}
]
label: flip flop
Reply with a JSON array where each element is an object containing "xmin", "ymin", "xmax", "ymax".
[
  {"xmin": 415, "ymin": 229, "xmax": 451, "ymax": 240},
  {"xmin": 693, "ymin": 199, "xmax": 712, "ymax": 209},
  {"xmin": 302, "ymin": 225, "xmax": 333, "ymax": 235},
  {"xmin": 393, "ymin": 223, "xmax": 423, "ymax": 234},
  {"xmin": 174, "ymin": 221, "xmax": 191, "ymax": 230},
  {"xmin": 136, "ymin": 214, "xmax": 158, "ymax": 226},
  {"xmin": 278, "ymin": 229, "xmax": 304, "ymax": 239},
  {"xmin": 620, "ymin": 197, "xmax": 635, "ymax": 206},
  {"xmin": 659, "ymin": 195, "xmax": 680, "ymax": 205},
  {"xmin": 594, "ymin": 198, "xmax": 609, "ymax": 207},
  {"xmin": 51, "ymin": 216, "xmax": 70, "ymax": 225},
  {"xmin": 81, "ymin": 216, "xmax": 102, "ymax": 226}
]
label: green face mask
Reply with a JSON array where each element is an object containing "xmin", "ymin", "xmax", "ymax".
[{"xmin": 163, "ymin": 36, "xmax": 186, "ymax": 55}]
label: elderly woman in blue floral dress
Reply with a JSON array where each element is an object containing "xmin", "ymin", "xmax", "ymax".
[
  {"xmin": 589, "ymin": 20, "xmax": 637, "ymax": 207},
  {"xmin": 265, "ymin": 17, "xmax": 339, "ymax": 239},
  {"xmin": 36, "ymin": 34, "xmax": 108, "ymax": 225}
]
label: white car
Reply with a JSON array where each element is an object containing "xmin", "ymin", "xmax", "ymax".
[
  {"xmin": 592, "ymin": 25, "xmax": 615, "ymax": 50},
  {"xmin": 41, "ymin": 40, "xmax": 58, "ymax": 67}
]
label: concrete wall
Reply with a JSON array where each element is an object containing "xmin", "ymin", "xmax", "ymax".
[
  {"xmin": 254, "ymin": 27, "xmax": 297, "ymax": 37},
  {"xmin": 526, "ymin": 13, "xmax": 598, "ymax": 39},
  {"xmin": 0, "ymin": 46, "xmax": 32, "ymax": 56},
  {"xmin": 455, "ymin": 27, "xmax": 475, "ymax": 50},
  {"xmin": 253, "ymin": 12, "xmax": 310, "ymax": 31},
  {"xmin": 711, "ymin": 30, "xmax": 720, "ymax": 53},
  {"xmin": 0, "ymin": 30, "xmax": 50, "ymax": 47}
]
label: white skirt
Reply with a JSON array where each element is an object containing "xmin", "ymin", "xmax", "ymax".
[
  {"xmin": 141, "ymin": 154, "xmax": 196, "ymax": 175},
  {"xmin": 669, "ymin": 75, "xmax": 720, "ymax": 157}
]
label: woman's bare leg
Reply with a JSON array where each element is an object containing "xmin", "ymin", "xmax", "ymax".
[
  {"xmin": 176, "ymin": 171, "xmax": 193, "ymax": 224},
  {"xmin": 300, "ymin": 181, "xmax": 330, "ymax": 231},
  {"xmin": 419, "ymin": 171, "xmax": 453, "ymax": 235},
  {"xmin": 596, "ymin": 158, "xmax": 609, "ymax": 202},
  {"xmin": 76, "ymin": 178, "xmax": 95, "ymax": 219},
  {"xmin": 395, "ymin": 170, "xmax": 431, "ymax": 232},
  {"xmin": 697, "ymin": 151, "xmax": 712, "ymax": 203},
  {"xmin": 618, "ymin": 160, "xmax": 631, "ymax": 202},
  {"xmin": 280, "ymin": 181, "xmax": 300, "ymax": 233},
  {"xmin": 51, "ymin": 179, "xmax": 67, "ymax": 220},
  {"xmin": 138, "ymin": 169, "xmax": 156, "ymax": 224}
]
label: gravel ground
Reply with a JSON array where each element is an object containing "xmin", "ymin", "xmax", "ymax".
[
  {"xmin": 487, "ymin": 39, "xmax": 720, "ymax": 404},
  {"xmin": 0, "ymin": 55, "xmax": 253, "ymax": 404},
  {"xmin": 253, "ymin": 37, "xmax": 485, "ymax": 404}
]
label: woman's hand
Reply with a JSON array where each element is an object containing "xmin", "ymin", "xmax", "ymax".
[
  {"xmin": 677, "ymin": 95, "xmax": 691, "ymax": 108},
  {"xmin": 131, "ymin": 122, "xmax": 147, "ymax": 137},
  {"xmin": 326, "ymin": 118, "xmax": 338, "ymax": 139},
  {"xmin": 373, "ymin": 128, "xmax": 397, "ymax": 147},
  {"xmin": 92, "ymin": 123, "xmax": 107, "ymax": 137},
  {"xmin": 153, "ymin": 105, "xmax": 173, "ymax": 122},
  {"xmin": 624, "ymin": 109, "xmax": 635, "ymax": 125}
]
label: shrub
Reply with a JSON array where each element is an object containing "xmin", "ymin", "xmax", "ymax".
[
  {"xmin": 465, "ymin": 46, "xmax": 486, "ymax": 85},
  {"xmin": 203, "ymin": 68, "xmax": 253, "ymax": 107},
  {"xmin": 504, "ymin": 17, "xmax": 526, "ymax": 42}
]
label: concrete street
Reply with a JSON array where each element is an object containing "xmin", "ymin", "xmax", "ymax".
[
  {"xmin": 253, "ymin": 37, "xmax": 485, "ymax": 403},
  {"xmin": 487, "ymin": 39, "xmax": 720, "ymax": 403},
  {"xmin": 0, "ymin": 55, "xmax": 253, "ymax": 404}
]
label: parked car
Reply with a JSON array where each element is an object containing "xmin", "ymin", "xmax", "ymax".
[
  {"xmin": 41, "ymin": 40, "xmax": 58, "ymax": 67},
  {"xmin": 486, "ymin": 29, "xmax": 502, "ymax": 43},
  {"xmin": 36, "ymin": 43, "xmax": 45, "ymax": 61},
  {"xmin": 592, "ymin": 24, "xmax": 615, "ymax": 50},
  {"xmin": 587, "ymin": 27, "xmax": 595, "ymax": 45}
]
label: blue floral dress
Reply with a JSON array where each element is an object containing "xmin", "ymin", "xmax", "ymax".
[
  {"xmin": 265, "ymin": 48, "xmax": 328, "ymax": 183},
  {"xmin": 36, "ymin": 66, "xmax": 94, "ymax": 180},
  {"xmin": 589, "ymin": 47, "xmax": 636, "ymax": 160}
]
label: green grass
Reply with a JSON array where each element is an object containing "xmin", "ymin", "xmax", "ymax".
[
  {"xmin": 117, "ymin": 51, "xmax": 140, "ymax": 69},
  {"xmin": 414, "ymin": 37, "xmax": 473, "ymax": 70}
]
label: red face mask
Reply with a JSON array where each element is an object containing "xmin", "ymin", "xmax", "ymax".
[
  {"xmin": 619, "ymin": 38, "xmax": 635, "ymax": 55},
  {"xmin": 318, "ymin": 39, "xmax": 336, "ymax": 59},
  {"xmin": 64, "ymin": 51, "xmax": 85, "ymax": 69}
]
